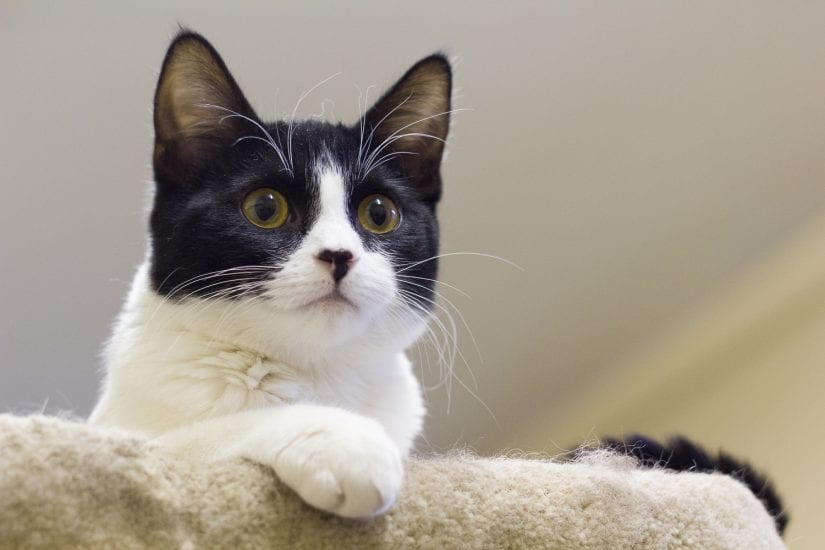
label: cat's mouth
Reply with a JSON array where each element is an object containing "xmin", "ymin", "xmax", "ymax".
[{"xmin": 304, "ymin": 289, "xmax": 356, "ymax": 310}]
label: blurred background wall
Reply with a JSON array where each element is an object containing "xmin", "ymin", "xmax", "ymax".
[{"xmin": 2, "ymin": 2, "xmax": 823, "ymax": 546}]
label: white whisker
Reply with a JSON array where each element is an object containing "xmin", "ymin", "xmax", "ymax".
[
  {"xmin": 396, "ymin": 274, "xmax": 472, "ymax": 300},
  {"xmin": 359, "ymin": 108, "xmax": 470, "ymax": 179},
  {"xmin": 397, "ymin": 251, "xmax": 524, "ymax": 273},
  {"xmin": 357, "ymin": 92, "xmax": 414, "ymax": 178},
  {"xmin": 397, "ymin": 278, "xmax": 482, "ymax": 364},
  {"xmin": 354, "ymin": 84, "xmax": 377, "ymax": 174},
  {"xmin": 361, "ymin": 151, "xmax": 419, "ymax": 180},
  {"xmin": 287, "ymin": 72, "xmax": 342, "ymax": 173},
  {"xmin": 199, "ymin": 104, "xmax": 292, "ymax": 176}
]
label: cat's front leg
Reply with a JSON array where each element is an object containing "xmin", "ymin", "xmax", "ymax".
[{"xmin": 155, "ymin": 405, "xmax": 403, "ymax": 518}]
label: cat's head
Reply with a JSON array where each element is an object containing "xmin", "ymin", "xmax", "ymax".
[{"xmin": 147, "ymin": 32, "xmax": 451, "ymax": 350}]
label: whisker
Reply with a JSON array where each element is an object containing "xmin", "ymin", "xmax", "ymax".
[
  {"xmin": 163, "ymin": 266, "xmax": 274, "ymax": 298},
  {"xmin": 141, "ymin": 266, "xmax": 275, "ymax": 336},
  {"xmin": 395, "ymin": 274, "xmax": 472, "ymax": 300},
  {"xmin": 232, "ymin": 136, "xmax": 292, "ymax": 174},
  {"xmin": 358, "ymin": 92, "xmax": 413, "ymax": 178},
  {"xmin": 359, "ymin": 108, "xmax": 470, "ymax": 179},
  {"xmin": 361, "ymin": 150, "xmax": 418, "ymax": 180},
  {"xmin": 354, "ymin": 84, "xmax": 377, "ymax": 174},
  {"xmin": 398, "ymin": 294, "xmax": 455, "ymax": 406},
  {"xmin": 397, "ymin": 252, "xmax": 524, "ymax": 273},
  {"xmin": 171, "ymin": 276, "xmax": 270, "ymax": 304},
  {"xmin": 400, "ymin": 289, "xmax": 466, "ymax": 376},
  {"xmin": 399, "ymin": 276, "xmax": 498, "ymax": 425},
  {"xmin": 287, "ymin": 72, "xmax": 342, "ymax": 173},
  {"xmin": 399, "ymin": 291, "xmax": 459, "ymax": 371},
  {"xmin": 396, "ymin": 279, "xmax": 482, "ymax": 364},
  {"xmin": 199, "ymin": 104, "xmax": 292, "ymax": 176},
  {"xmin": 361, "ymin": 132, "xmax": 444, "ymax": 174}
]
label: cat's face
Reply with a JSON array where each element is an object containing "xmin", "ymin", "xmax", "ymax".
[{"xmin": 147, "ymin": 33, "xmax": 451, "ymax": 347}]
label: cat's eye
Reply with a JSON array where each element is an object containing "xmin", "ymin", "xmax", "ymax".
[
  {"xmin": 242, "ymin": 188, "xmax": 289, "ymax": 229},
  {"xmin": 357, "ymin": 194, "xmax": 400, "ymax": 234}
]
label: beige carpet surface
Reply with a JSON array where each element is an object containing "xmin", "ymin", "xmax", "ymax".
[{"xmin": 0, "ymin": 414, "xmax": 783, "ymax": 549}]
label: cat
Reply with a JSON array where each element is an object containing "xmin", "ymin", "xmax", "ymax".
[
  {"xmin": 89, "ymin": 30, "xmax": 450, "ymax": 519},
  {"xmin": 89, "ymin": 30, "xmax": 788, "ymax": 533}
]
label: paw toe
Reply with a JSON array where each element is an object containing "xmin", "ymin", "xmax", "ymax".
[{"xmin": 294, "ymin": 468, "xmax": 344, "ymax": 512}]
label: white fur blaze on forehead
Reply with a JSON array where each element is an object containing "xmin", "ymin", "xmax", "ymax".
[
  {"xmin": 318, "ymin": 166, "xmax": 348, "ymax": 221},
  {"xmin": 308, "ymin": 163, "xmax": 363, "ymax": 254}
]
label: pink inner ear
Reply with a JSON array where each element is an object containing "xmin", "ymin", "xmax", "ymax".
[{"xmin": 154, "ymin": 33, "xmax": 257, "ymax": 151}]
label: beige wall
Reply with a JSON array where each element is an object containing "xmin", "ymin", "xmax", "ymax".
[
  {"xmin": 665, "ymin": 322, "xmax": 824, "ymax": 548},
  {"xmin": 521, "ymin": 214, "xmax": 825, "ymax": 547}
]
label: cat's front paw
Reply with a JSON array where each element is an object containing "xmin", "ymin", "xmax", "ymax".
[{"xmin": 274, "ymin": 417, "xmax": 403, "ymax": 518}]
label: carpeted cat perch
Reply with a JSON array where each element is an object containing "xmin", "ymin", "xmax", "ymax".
[{"xmin": 0, "ymin": 415, "xmax": 783, "ymax": 549}]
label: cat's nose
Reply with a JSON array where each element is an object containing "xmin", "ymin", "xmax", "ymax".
[{"xmin": 317, "ymin": 249, "xmax": 357, "ymax": 282}]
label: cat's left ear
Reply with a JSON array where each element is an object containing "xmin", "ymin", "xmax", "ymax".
[
  {"xmin": 360, "ymin": 54, "xmax": 452, "ymax": 200},
  {"xmin": 153, "ymin": 31, "xmax": 258, "ymax": 184}
]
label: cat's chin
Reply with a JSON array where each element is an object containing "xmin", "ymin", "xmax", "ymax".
[
  {"xmin": 273, "ymin": 295, "xmax": 421, "ymax": 351},
  {"xmin": 302, "ymin": 290, "xmax": 357, "ymax": 311},
  {"xmin": 265, "ymin": 293, "xmax": 375, "ymax": 344}
]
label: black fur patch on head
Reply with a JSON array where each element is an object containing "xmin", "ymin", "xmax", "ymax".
[
  {"xmin": 148, "ymin": 31, "xmax": 451, "ymax": 306},
  {"xmin": 593, "ymin": 434, "xmax": 789, "ymax": 536}
]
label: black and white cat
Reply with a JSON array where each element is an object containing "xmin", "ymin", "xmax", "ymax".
[
  {"xmin": 89, "ymin": 31, "xmax": 788, "ymax": 533},
  {"xmin": 90, "ymin": 31, "xmax": 450, "ymax": 518}
]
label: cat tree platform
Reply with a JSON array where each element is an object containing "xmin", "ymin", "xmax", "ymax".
[{"xmin": 0, "ymin": 414, "xmax": 783, "ymax": 548}]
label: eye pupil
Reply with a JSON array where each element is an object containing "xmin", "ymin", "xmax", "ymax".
[
  {"xmin": 368, "ymin": 200, "xmax": 388, "ymax": 226},
  {"xmin": 254, "ymin": 195, "xmax": 277, "ymax": 221}
]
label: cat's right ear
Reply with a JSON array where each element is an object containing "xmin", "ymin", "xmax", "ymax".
[{"xmin": 153, "ymin": 31, "xmax": 257, "ymax": 183}]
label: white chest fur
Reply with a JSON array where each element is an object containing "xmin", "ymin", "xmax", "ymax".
[{"xmin": 90, "ymin": 265, "xmax": 425, "ymax": 455}]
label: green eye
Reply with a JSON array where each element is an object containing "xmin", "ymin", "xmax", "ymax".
[
  {"xmin": 357, "ymin": 194, "xmax": 400, "ymax": 234},
  {"xmin": 242, "ymin": 188, "xmax": 288, "ymax": 228}
]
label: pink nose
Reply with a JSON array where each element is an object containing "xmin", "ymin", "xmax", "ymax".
[{"xmin": 317, "ymin": 249, "xmax": 356, "ymax": 282}]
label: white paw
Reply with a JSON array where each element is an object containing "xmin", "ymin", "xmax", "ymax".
[{"xmin": 273, "ymin": 417, "xmax": 403, "ymax": 518}]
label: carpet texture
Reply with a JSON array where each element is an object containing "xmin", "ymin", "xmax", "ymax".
[{"xmin": 0, "ymin": 414, "xmax": 783, "ymax": 549}]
